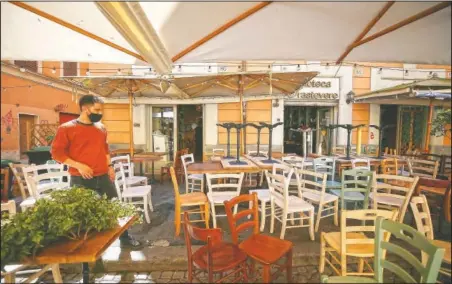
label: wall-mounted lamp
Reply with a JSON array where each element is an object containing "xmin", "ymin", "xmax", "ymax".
[
  {"xmin": 272, "ymin": 99, "xmax": 280, "ymax": 108},
  {"xmin": 345, "ymin": 91, "xmax": 355, "ymax": 104}
]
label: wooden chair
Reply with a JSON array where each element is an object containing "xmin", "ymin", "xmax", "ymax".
[
  {"xmin": 111, "ymin": 154, "xmax": 148, "ymax": 186},
  {"xmin": 380, "ymin": 158, "xmax": 399, "ymax": 175},
  {"xmin": 161, "ymin": 148, "xmax": 188, "ymax": 184},
  {"xmin": 321, "ymin": 217, "xmax": 445, "ymax": 283},
  {"xmin": 333, "ymin": 146, "xmax": 346, "ymax": 155},
  {"xmin": 1, "ymin": 200, "xmax": 63, "ymax": 284},
  {"xmin": 351, "ymin": 159, "xmax": 370, "ymax": 170},
  {"xmin": 370, "ymin": 174, "xmax": 419, "ymax": 223},
  {"xmin": 113, "ymin": 163, "xmax": 153, "ymax": 223},
  {"xmin": 408, "ymin": 159, "xmax": 439, "ymax": 179},
  {"xmin": 170, "ymin": 167, "xmax": 209, "ymax": 236},
  {"xmin": 313, "ymin": 157, "xmax": 341, "ymax": 189},
  {"xmin": 330, "ymin": 169, "xmax": 373, "ymax": 210},
  {"xmin": 410, "ymin": 195, "xmax": 451, "ymax": 278},
  {"xmin": 211, "ymin": 148, "xmax": 225, "ymax": 161},
  {"xmin": 319, "ymin": 209, "xmax": 398, "ymax": 277},
  {"xmin": 206, "ymin": 173, "xmax": 244, "ymax": 228},
  {"xmin": 295, "ymin": 168, "xmax": 338, "ymax": 232},
  {"xmin": 9, "ymin": 163, "xmax": 32, "ymax": 200},
  {"xmin": 266, "ymin": 168, "xmax": 315, "ymax": 240},
  {"xmin": 182, "ymin": 212, "xmax": 248, "ymax": 283},
  {"xmin": 182, "ymin": 153, "xmax": 204, "ymax": 193},
  {"xmin": 1, "ymin": 167, "xmax": 10, "ymax": 202},
  {"xmin": 224, "ymin": 194, "xmax": 293, "ymax": 283}
]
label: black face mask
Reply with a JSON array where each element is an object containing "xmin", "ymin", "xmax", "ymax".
[{"xmin": 88, "ymin": 113, "xmax": 103, "ymax": 123}]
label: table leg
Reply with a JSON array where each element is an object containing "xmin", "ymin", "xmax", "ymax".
[
  {"xmin": 149, "ymin": 161, "xmax": 156, "ymax": 184},
  {"xmin": 82, "ymin": 262, "xmax": 89, "ymax": 284}
]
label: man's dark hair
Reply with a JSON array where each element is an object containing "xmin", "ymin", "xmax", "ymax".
[{"xmin": 79, "ymin": 95, "xmax": 103, "ymax": 111}]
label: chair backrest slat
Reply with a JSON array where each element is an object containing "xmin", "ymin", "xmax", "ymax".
[
  {"xmin": 408, "ymin": 159, "xmax": 439, "ymax": 179},
  {"xmin": 341, "ymin": 169, "xmax": 373, "ymax": 209},
  {"xmin": 313, "ymin": 157, "xmax": 336, "ymax": 181},
  {"xmin": 206, "ymin": 173, "xmax": 244, "ymax": 197}
]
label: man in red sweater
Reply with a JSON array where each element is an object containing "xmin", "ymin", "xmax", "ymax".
[{"xmin": 51, "ymin": 95, "xmax": 141, "ymax": 248}]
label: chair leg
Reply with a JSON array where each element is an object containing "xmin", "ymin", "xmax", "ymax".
[
  {"xmin": 4, "ymin": 273, "xmax": 15, "ymax": 283},
  {"xmin": 204, "ymin": 202, "xmax": 210, "ymax": 228},
  {"xmin": 148, "ymin": 193, "xmax": 154, "ymax": 212},
  {"xmin": 319, "ymin": 232, "xmax": 326, "ymax": 273},
  {"xmin": 248, "ymin": 200, "xmax": 252, "ymax": 220},
  {"xmin": 260, "ymin": 200, "xmax": 266, "ymax": 232},
  {"xmin": 51, "ymin": 264, "xmax": 62, "ymax": 283},
  {"xmin": 160, "ymin": 168, "xmax": 164, "ymax": 184},
  {"xmin": 211, "ymin": 203, "xmax": 218, "ymax": 228},
  {"xmin": 340, "ymin": 245, "xmax": 347, "ymax": 276},
  {"xmin": 143, "ymin": 196, "xmax": 150, "ymax": 224},
  {"xmin": 309, "ymin": 210, "xmax": 315, "ymax": 241},
  {"xmin": 270, "ymin": 200, "xmax": 275, "ymax": 234},
  {"xmin": 286, "ymin": 248, "xmax": 293, "ymax": 283},
  {"xmin": 333, "ymin": 200, "xmax": 339, "ymax": 226},
  {"xmin": 280, "ymin": 212, "xmax": 287, "ymax": 239},
  {"xmin": 358, "ymin": 258, "xmax": 364, "ymax": 274},
  {"xmin": 175, "ymin": 205, "xmax": 181, "ymax": 236},
  {"xmin": 188, "ymin": 264, "xmax": 193, "ymax": 283},
  {"xmin": 263, "ymin": 264, "xmax": 271, "ymax": 284},
  {"xmin": 315, "ymin": 204, "xmax": 323, "ymax": 232}
]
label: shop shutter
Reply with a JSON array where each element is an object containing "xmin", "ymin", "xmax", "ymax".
[{"xmin": 14, "ymin": 60, "xmax": 38, "ymax": 72}]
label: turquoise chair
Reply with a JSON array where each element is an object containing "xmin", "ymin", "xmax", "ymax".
[
  {"xmin": 321, "ymin": 217, "xmax": 445, "ymax": 283},
  {"xmin": 330, "ymin": 169, "xmax": 373, "ymax": 210}
]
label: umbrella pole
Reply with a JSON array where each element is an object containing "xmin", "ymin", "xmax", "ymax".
[
  {"xmin": 129, "ymin": 90, "xmax": 135, "ymax": 157},
  {"xmin": 239, "ymin": 74, "xmax": 244, "ymax": 155},
  {"xmin": 424, "ymin": 98, "xmax": 434, "ymax": 153}
]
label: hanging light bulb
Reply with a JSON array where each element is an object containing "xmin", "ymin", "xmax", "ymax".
[
  {"xmin": 208, "ymin": 66, "xmax": 212, "ymax": 72},
  {"xmin": 2, "ymin": 87, "xmax": 6, "ymax": 92},
  {"xmin": 378, "ymin": 68, "xmax": 383, "ymax": 74},
  {"xmin": 117, "ymin": 68, "xmax": 121, "ymax": 75},
  {"xmin": 296, "ymin": 64, "xmax": 301, "ymax": 71},
  {"xmin": 177, "ymin": 65, "xmax": 182, "ymax": 72},
  {"xmin": 20, "ymin": 67, "xmax": 25, "ymax": 72},
  {"xmin": 404, "ymin": 69, "xmax": 409, "ymax": 76},
  {"xmin": 86, "ymin": 69, "xmax": 90, "ymax": 76},
  {"xmin": 51, "ymin": 67, "xmax": 56, "ymax": 74},
  {"xmin": 325, "ymin": 63, "xmax": 330, "ymax": 70}
]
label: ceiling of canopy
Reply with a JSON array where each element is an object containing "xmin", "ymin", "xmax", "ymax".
[{"xmin": 1, "ymin": 1, "xmax": 450, "ymax": 69}]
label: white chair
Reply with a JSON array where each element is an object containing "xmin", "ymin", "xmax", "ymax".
[
  {"xmin": 205, "ymin": 173, "xmax": 244, "ymax": 228},
  {"xmin": 295, "ymin": 168, "xmax": 339, "ymax": 232},
  {"xmin": 408, "ymin": 159, "xmax": 439, "ymax": 179},
  {"xmin": 351, "ymin": 158, "xmax": 371, "ymax": 170},
  {"xmin": 211, "ymin": 148, "xmax": 225, "ymax": 159},
  {"xmin": 111, "ymin": 155, "xmax": 148, "ymax": 186},
  {"xmin": 1, "ymin": 200, "xmax": 16, "ymax": 217},
  {"xmin": 248, "ymin": 189, "xmax": 271, "ymax": 232},
  {"xmin": 114, "ymin": 163, "xmax": 153, "ymax": 223},
  {"xmin": 20, "ymin": 164, "xmax": 66, "ymax": 211},
  {"xmin": 370, "ymin": 174, "xmax": 418, "ymax": 223},
  {"xmin": 313, "ymin": 157, "xmax": 341, "ymax": 189},
  {"xmin": 266, "ymin": 166, "xmax": 315, "ymax": 240},
  {"xmin": 181, "ymin": 153, "xmax": 204, "ymax": 193},
  {"xmin": 27, "ymin": 171, "xmax": 71, "ymax": 199},
  {"xmin": 282, "ymin": 156, "xmax": 305, "ymax": 191},
  {"xmin": 247, "ymin": 149, "xmax": 269, "ymax": 157}
]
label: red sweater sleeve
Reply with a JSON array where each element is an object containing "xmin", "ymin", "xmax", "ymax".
[{"xmin": 51, "ymin": 126, "xmax": 70, "ymax": 163}]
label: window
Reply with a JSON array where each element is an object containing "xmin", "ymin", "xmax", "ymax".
[
  {"xmin": 14, "ymin": 61, "xmax": 38, "ymax": 72},
  {"xmin": 63, "ymin": 62, "xmax": 77, "ymax": 77}
]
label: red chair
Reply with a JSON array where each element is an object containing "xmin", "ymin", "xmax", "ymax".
[
  {"xmin": 224, "ymin": 193, "xmax": 294, "ymax": 283},
  {"xmin": 182, "ymin": 212, "xmax": 248, "ymax": 283}
]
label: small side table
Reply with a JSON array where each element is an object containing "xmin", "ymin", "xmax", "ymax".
[{"xmin": 132, "ymin": 154, "xmax": 164, "ymax": 184}]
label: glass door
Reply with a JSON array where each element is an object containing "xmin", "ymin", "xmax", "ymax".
[{"xmin": 152, "ymin": 107, "xmax": 174, "ymax": 161}]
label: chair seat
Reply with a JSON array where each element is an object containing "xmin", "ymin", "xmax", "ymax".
[
  {"xmin": 323, "ymin": 232, "xmax": 374, "ymax": 257},
  {"xmin": 239, "ymin": 234, "xmax": 292, "ymax": 265},
  {"xmin": 180, "ymin": 192, "xmax": 208, "ymax": 206},
  {"xmin": 398, "ymin": 170, "xmax": 411, "ymax": 177},
  {"xmin": 193, "ymin": 242, "xmax": 247, "ymax": 272},
  {"xmin": 189, "ymin": 174, "xmax": 204, "ymax": 180},
  {"xmin": 329, "ymin": 190, "xmax": 365, "ymax": 201},
  {"xmin": 432, "ymin": 240, "xmax": 451, "ymax": 264},
  {"xmin": 19, "ymin": 197, "xmax": 36, "ymax": 209},
  {"xmin": 122, "ymin": 185, "xmax": 151, "ymax": 198},
  {"xmin": 207, "ymin": 192, "xmax": 238, "ymax": 204},
  {"xmin": 369, "ymin": 193, "xmax": 403, "ymax": 207},
  {"xmin": 303, "ymin": 191, "xmax": 338, "ymax": 204},
  {"xmin": 287, "ymin": 196, "xmax": 314, "ymax": 213},
  {"xmin": 325, "ymin": 180, "xmax": 342, "ymax": 188},
  {"xmin": 126, "ymin": 176, "xmax": 147, "ymax": 185},
  {"xmin": 249, "ymin": 189, "xmax": 270, "ymax": 202},
  {"xmin": 322, "ymin": 276, "xmax": 377, "ymax": 283}
]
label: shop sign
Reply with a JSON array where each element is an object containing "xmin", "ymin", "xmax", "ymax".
[{"xmin": 289, "ymin": 78, "xmax": 340, "ymax": 101}]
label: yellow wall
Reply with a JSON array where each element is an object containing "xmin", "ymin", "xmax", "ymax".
[
  {"xmin": 352, "ymin": 65, "xmax": 371, "ymax": 144},
  {"xmin": 102, "ymin": 104, "xmax": 130, "ymax": 144}
]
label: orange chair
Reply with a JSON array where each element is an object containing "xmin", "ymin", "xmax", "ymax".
[
  {"xmin": 224, "ymin": 193, "xmax": 293, "ymax": 283},
  {"xmin": 183, "ymin": 212, "xmax": 248, "ymax": 283},
  {"xmin": 161, "ymin": 148, "xmax": 188, "ymax": 184},
  {"xmin": 170, "ymin": 167, "xmax": 210, "ymax": 236}
]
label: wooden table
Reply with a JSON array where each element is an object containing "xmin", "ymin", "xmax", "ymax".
[
  {"xmin": 110, "ymin": 148, "xmax": 144, "ymax": 157},
  {"xmin": 132, "ymin": 152, "xmax": 166, "ymax": 184},
  {"xmin": 186, "ymin": 161, "xmax": 261, "ymax": 175},
  {"xmin": 22, "ymin": 216, "xmax": 137, "ymax": 284}
]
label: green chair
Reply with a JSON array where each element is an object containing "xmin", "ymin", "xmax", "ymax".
[
  {"xmin": 330, "ymin": 169, "xmax": 373, "ymax": 210},
  {"xmin": 321, "ymin": 217, "xmax": 445, "ymax": 283}
]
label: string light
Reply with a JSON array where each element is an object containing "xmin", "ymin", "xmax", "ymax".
[
  {"xmin": 378, "ymin": 68, "xmax": 383, "ymax": 74},
  {"xmin": 86, "ymin": 69, "xmax": 90, "ymax": 76},
  {"xmin": 296, "ymin": 64, "xmax": 301, "ymax": 71},
  {"xmin": 208, "ymin": 66, "xmax": 212, "ymax": 72},
  {"xmin": 20, "ymin": 67, "xmax": 25, "ymax": 72},
  {"xmin": 405, "ymin": 69, "xmax": 409, "ymax": 76},
  {"xmin": 51, "ymin": 67, "xmax": 56, "ymax": 74},
  {"xmin": 325, "ymin": 63, "xmax": 330, "ymax": 70},
  {"xmin": 117, "ymin": 68, "xmax": 121, "ymax": 75}
]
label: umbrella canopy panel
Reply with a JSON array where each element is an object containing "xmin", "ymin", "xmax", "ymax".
[{"xmin": 170, "ymin": 71, "xmax": 318, "ymax": 98}]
